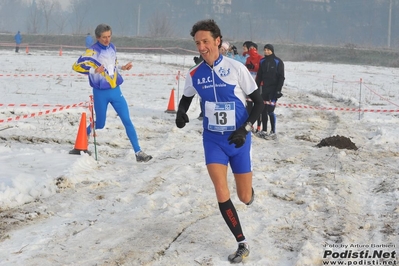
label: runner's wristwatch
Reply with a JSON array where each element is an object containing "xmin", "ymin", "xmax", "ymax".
[{"xmin": 244, "ymin": 122, "xmax": 252, "ymax": 132}]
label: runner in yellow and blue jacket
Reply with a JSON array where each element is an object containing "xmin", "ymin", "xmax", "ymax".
[{"xmin": 72, "ymin": 23, "xmax": 152, "ymax": 162}]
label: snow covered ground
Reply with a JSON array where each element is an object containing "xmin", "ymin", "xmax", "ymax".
[{"xmin": 0, "ymin": 49, "xmax": 398, "ymax": 265}]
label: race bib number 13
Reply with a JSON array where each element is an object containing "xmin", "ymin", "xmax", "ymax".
[{"xmin": 205, "ymin": 101, "xmax": 236, "ymax": 132}]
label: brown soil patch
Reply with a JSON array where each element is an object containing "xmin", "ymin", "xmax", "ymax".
[{"xmin": 316, "ymin": 135, "xmax": 358, "ymax": 150}]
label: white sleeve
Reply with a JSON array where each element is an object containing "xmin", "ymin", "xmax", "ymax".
[
  {"xmin": 238, "ymin": 64, "xmax": 258, "ymax": 95},
  {"xmin": 183, "ymin": 71, "xmax": 197, "ymax": 97}
]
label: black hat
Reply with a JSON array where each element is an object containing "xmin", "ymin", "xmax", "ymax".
[{"xmin": 264, "ymin": 44, "xmax": 274, "ymax": 53}]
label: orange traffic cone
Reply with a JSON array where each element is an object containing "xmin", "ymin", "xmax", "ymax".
[
  {"xmin": 59, "ymin": 46, "xmax": 62, "ymax": 56},
  {"xmin": 26, "ymin": 45, "xmax": 29, "ymax": 54},
  {"xmin": 165, "ymin": 89, "xmax": 176, "ymax": 113},
  {"xmin": 69, "ymin": 112, "xmax": 91, "ymax": 155}
]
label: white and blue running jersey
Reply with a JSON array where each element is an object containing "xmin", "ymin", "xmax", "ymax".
[{"xmin": 184, "ymin": 54, "xmax": 257, "ymax": 136}]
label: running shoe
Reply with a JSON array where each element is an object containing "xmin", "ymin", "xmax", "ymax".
[
  {"xmin": 135, "ymin": 151, "xmax": 153, "ymax": 162},
  {"xmin": 228, "ymin": 242, "xmax": 250, "ymax": 263},
  {"xmin": 256, "ymin": 131, "xmax": 269, "ymax": 138},
  {"xmin": 265, "ymin": 132, "xmax": 277, "ymax": 140}
]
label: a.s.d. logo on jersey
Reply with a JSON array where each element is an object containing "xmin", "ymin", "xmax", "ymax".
[{"xmin": 218, "ymin": 67, "xmax": 230, "ymax": 77}]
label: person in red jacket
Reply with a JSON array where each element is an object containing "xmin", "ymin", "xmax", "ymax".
[
  {"xmin": 245, "ymin": 42, "xmax": 263, "ymax": 79},
  {"xmin": 245, "ymin": 42, "xmax": 263, "ymax": 129}
]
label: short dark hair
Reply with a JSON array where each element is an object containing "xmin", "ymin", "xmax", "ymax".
[
  {"xmin": 190, "ymin": 19, "xmax": 223, "ymax": 48},
  {"xmin": 95, "ymin": 24, "xmax": 112, "ymax": 38},
  {"xmin": 243, "ymin": 41, "xmax": 252, "ymax": 49},
  {"xmin": 249, "ymin": 42, "xmax": 258, "ymax": 50}
]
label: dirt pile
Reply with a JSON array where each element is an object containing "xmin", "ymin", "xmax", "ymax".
[{"xmin": 316, "ymin": 135, "xmax": 358, "ymax": 150}]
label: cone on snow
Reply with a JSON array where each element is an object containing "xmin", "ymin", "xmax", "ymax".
[
  {"xmin": 25, "ymin": 45, "xmax": 29, "ymax": 54},
  {"xmin": 59, "ymin": 46, "xmax": 63, "ymax": 56},
  {"xmin": 165, "ymin": 89, "xmax": 176, "ymax": 114},
  {"xmin": 69, "ymin": 112, "xmax": 91, "ymax": 155}
]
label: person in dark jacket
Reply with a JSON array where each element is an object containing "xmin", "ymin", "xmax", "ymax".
[{"xmin": 255, "ymin": 44, "xmax": 285, "ymax": 139}]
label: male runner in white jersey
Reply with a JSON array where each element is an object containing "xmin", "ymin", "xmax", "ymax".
[{"xmin": 175, "ymin": 19, "xmax": 264, "ymax": 263}]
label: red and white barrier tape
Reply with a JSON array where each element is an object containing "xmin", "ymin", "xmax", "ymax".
[
  {"xmin": 0, "ymin": 103, "xmax": 68, "ymax": 107},
  {"xmin": 278, "ymin": 103, "xmax": 399, "ymax": 113},
  {"xmin": 0, "ymin": 73, "xmax": 176, "ymax": 78},
  {"xmin": 1, "ymin": 100, "xmax": 396, "ymax": 125},
  {"xmin": 0, "ymin": 101, "xmax": 88, "ymax": 123},
  {"xmin": 363, "ymin": 83, "xmax": 399, "ymax": 108},
  {"xmin": 0, "ymin": 74, "xmax": 83, "ymax": 78}
]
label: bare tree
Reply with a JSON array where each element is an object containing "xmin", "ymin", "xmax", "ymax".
[
  {"xmin": 52, "ymin": 5, "xmax": 69, "ymax": 34},
  {"xmin": 147, "ymin": 11, "xmax": 175, "ymax": 38},
  {"xmin": 38, "ymin": 0, "xmax": 58, "ymax": 34},
  {"xmin": 26, "ymin": 0, "xmax": 42, "ymax": 34},
  {"xmin": 69, "ymin": 0, "xmax": 89, "ymax": 34}
]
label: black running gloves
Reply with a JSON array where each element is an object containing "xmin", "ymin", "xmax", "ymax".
[
  {"xmin": 176, "ymin": 110, "xmax": 189, "ymax": 128},
  {"xmin": 175, "ymin": 95, "xmax": 194, "ymax": 128},
  {"xmin": 193, "ymin": 56, "xmax": 203, "ymax": 65},
  {"xmin": 231, "ymin": 45, "xmax": 238, "ymax": 55},
  {"xmin": 228, "ymin": 123, "xmax": 252, "ymax": 148},
  {"xmin": 246, "ymin": 62, "xmax": 255, "ymax": 70}
]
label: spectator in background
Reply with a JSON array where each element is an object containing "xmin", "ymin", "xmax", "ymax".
[
  {"xmin": 220, "ymin": 41, "xmax": 230, "ymax": 56},
  {"xmin": 14, "ymin": 31, "xmax": 22, "ymax": 53},
  {"xmin": 226, "ymin": 43, "xmax": 239, "ymax": 60},
  {"xmin": 245, "ymin": 42, "xmax": 263, "ymax": 79},
  {"xmin": 193, "ymin": 54, "xmax": 203, "ymax": 65},
  {"xmin": 232, "ymin": 41, "xmax": 251, "ymax": 64},
  {"xmin": 244, "ymin": 42, "xmax": 263, "ymax": 121},
  {"xmin": 255, "ymin": 44, "xmax": 285, "ymax": 140},
  {"xmin": 85, "ymin": 33, "xmax": 93, "ymax": 48}
]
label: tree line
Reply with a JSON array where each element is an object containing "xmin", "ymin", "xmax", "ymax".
[{"xmin": 0, "ymin": 0, "xmax": 398, "ymax": 49}]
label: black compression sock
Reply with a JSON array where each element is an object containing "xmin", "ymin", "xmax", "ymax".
[{"xmin": 218, "ymin": 199, "xmax": 245, "ymax": 242}]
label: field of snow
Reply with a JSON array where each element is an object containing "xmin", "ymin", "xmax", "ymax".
[{"xmin": 0, "ymin": 49, "xmax": 398, "ymax": 265}]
